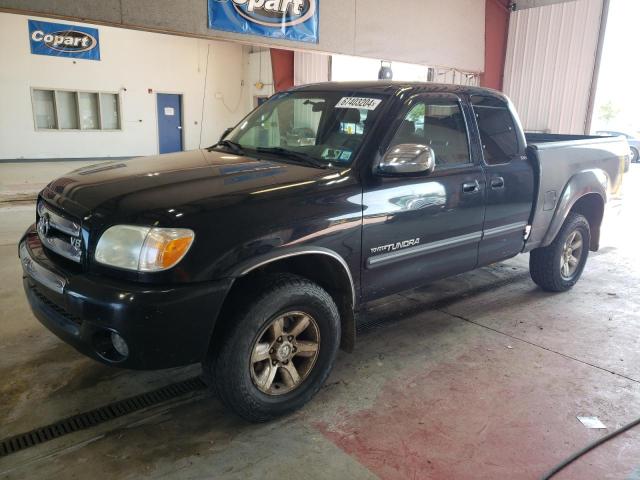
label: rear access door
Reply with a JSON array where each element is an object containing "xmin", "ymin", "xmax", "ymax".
[
  {"xmin": 470, "ymin": 95, "xmax": 535, "ymax": 266},
  {"xmin": 362, "ymin": 93, "xmax": 486, "ymax": 300},
  {"xmin": 157, "ymin": 93, "xmax": 184, "ymax": 154}
]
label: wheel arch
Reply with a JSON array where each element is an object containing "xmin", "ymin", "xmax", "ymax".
[
  {"xmin": 541, "ymin": 170, "xmax": 607, "ymax": 251},
  {"xmin": 568, "ymin": 193, "xmax": 605, "ymax": 251},
  {"xmin": 212, "ymin": 248, "xmax": 358, "ymax": 353}
]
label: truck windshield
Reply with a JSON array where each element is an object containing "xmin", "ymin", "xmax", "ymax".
[{"xmin": 220, "ymin": 91, "xmax": 387, "ymax": 167}]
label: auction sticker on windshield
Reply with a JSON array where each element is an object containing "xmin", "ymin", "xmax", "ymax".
[
  {"xmin": 335, "ymin": 97, "xmax": 382, "ymax": 110},
  {"xmin": 322, "ymin": 148, "xmax": 353, "ymax": 162}
]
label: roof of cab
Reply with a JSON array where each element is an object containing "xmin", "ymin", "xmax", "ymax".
[{"xmin": 290, "ymin": 81, "xmax": 509, "ymax": 102}]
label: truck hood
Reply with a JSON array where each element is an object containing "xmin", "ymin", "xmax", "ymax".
[{"xmin": 43, "ymin": 149, "xmax": 339, "ymax": 221}]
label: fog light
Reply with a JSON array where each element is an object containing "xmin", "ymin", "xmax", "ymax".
[{"xmin": 111, "ymin": 332, "xmax": 129, "ymax": 358}]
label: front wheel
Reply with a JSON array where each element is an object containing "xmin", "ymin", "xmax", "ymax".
[
  {"xmin": 529, "ymin": 213, "xmax": 591, "ymax": 292},
  {"xmin": 203, "ymin": 274, "xmax": 341, "ymax": 422},
  {"xmin": 631, "ymin": 147, "xmax": 639, "ymax": 164}
]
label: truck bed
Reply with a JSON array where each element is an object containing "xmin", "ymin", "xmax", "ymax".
[
  {"xmin": 525, "ymin": 133, "xmax": 604, "ymax": 144},
  {"xmin": 524, "ymin": 133, "xmax": 627, "ymax": 252}
]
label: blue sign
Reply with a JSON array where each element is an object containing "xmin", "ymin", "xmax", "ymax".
[
  {"xmin": 29, "ymin": 19, "xmax": 100, "ymax": 61},
  {"xmin": 208, "ymin": 0, "xmax": 319, "ymax": 44}
]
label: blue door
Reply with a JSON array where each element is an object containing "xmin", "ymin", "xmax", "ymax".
[{"xmin": 157, "ymin": 94, "xmax": 183, "ymax": 154}]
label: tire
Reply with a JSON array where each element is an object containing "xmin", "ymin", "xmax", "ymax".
[
  {"xmin": 631, "ymin": 147, "xmax": 639, "ymax": 164},
  {"xmin": 203, "ymin": 274, "xmax": 341, "ymax": 422},
  {"xmin": 529, "ymin": 213, "xmax": 590, "ymax": 292}
]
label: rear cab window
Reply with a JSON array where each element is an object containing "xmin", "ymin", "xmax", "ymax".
[{"xmin": 471, "ymin": 95, "xmax": 521, "ymax": 165}]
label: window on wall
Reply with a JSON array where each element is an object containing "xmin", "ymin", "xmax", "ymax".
[
  {"xmin": 100, "ymin": 93, "xmax": 120, "ymax": 130},
  {"xmin": 78, "ymin": 92, "xmax": 99, "ymax": 129},
  {"xmin": 56, "ymin": 91, "xmax": 79, "ymax": 129},
  {"xmin": 33, "ymin": 90, "xmax": 57, "ymax": 129},
  {"xmin": 32, "ymin": 89, "xmax": 121, "ymax": 131}
]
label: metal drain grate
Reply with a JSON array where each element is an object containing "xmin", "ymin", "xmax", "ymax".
[{"xmin": 0, "ymin": 376, "xmax": 207, "ymax": 458}]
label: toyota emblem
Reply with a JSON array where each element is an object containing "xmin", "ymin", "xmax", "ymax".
[{"xmin": 38, "ymin": 213, "xmax": 51, "ymax": 237}]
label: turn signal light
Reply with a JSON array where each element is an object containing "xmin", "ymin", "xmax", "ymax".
[
  {"xmin": 139, "ymin": 230, "xmax": 195, "ymax": 271},
  {"xmin": 95, "ymin": 226, "xmax": 195, "ymax": 272}
]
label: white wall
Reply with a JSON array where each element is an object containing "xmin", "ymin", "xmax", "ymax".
[
  {"xmin": 332, "ymin": 55, "xmax": 429, "ymax": 82},
  {"xmin": 353, "ymin": 0, "xmax": 485, "ymax": 72},
  {"xmin": 331, "ymin": 55, "xmax": 480, "ymax": 86},
  {"xmin": 294, "ymin": 51, "xmax": 329, "ymax": 86},
  {"xmin": 0, "ymin": 0, "xmax": 487, "ymax": 73},
  {"xmin": 503, "ymin": 0, "xmax": 604, "ymax": 134},
  {"xmin": 0, "ymin": 12, "xmax": 249, "ymax": 159},
  {"xmin": 243, "ymin": 49, "xmax": 275, "ymax": 113},
  {"xmin": 516, "ymin": 0, "xmax": 578, "ymax": 9}
]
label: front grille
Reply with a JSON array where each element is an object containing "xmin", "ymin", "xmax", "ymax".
[
  {"xmin": 30, "ymin": 285, "xmax": 83, "ymax": 326},
  {"xmin": 37, "ymin": 201, "xmax": 83, "ymax": 263}
]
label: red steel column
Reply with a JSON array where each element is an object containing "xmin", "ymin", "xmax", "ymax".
[
  {"xmin": 270, "ymin": 48, "xmax": 295, "ymax": 92},
  {"xmin": 481, "ymin": 0, "xmax": 511, "ymax": 91}
]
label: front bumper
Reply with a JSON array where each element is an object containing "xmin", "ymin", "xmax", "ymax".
[{"xmin": 19, "ymin": 226, "xmax": 232, "ymax": 370}]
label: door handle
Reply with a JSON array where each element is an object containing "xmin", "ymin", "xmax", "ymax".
[
  {"xmin": 491, "ymin": 177, "xmax": 505, "ymax": 189},
  {"xmin": 462, "ymin": 181, "xmax": 480, "ymax": 194},
  {"xmin": 177, "ymin": 126, "xmax": 183, "ymax": 130}
]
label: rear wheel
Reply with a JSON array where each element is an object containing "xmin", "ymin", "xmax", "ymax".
[
  {"xmin": 203, "ymin": 274, "xmax": 340, "ymax": 422},
  {"xmin": 529, "ymin": 213, "xmax": 590, "ymax": 292}
]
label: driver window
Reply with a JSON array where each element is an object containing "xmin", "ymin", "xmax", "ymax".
[{"xmin": 389, "ymin": 100, "xmax": 470, "ymax": 167}]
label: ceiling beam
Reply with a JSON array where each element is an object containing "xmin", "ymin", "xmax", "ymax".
[{"xmin": 514, "ymin": 0, "xmax": 577, "ymax": 10}]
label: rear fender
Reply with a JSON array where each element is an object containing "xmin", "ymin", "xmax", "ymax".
[{"xmin": 540, "ymin": 170, "xmax": 607, "ymax": 249}]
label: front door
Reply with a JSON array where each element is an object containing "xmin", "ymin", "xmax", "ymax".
[
  {"xmin": 157, "ymin": 93, "xmax": 183, "ymax": 154},
  {"xmin": 362, "ymin": 93, "xmax": 486, "ymax": 301}
]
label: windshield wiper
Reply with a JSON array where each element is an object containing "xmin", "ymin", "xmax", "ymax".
[
  {"xmin": 255, "ymin": 147, "xmax": 328, "ymax": 169},
  {"xmin": 212, "ymin": 139, "xmax": 245, "ymax": 155}
]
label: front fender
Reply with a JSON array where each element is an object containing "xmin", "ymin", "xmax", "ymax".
[
  {"xmin": 223, "ymin": 245, "xmax": 359, "ymax": 352},
  {"xmin": 230, "ymin": 246, "xmax": 357, "ymax": 308}
]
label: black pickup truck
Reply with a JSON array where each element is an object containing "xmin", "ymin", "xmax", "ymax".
[{"xmin": 20, "ymin": 82, "xmax": 628, "ymax": 421}]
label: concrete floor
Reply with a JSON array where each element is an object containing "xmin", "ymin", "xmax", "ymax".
[{"xmin": 1, "ymin": 166, "xmax": 640, "ymax": 479}]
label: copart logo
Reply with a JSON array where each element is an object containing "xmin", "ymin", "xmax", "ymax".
[
  {"xmin": 231, "ymin": 0, "xmax": 317, "ymax": 27},
  {"xmin": 31, "ymin": 29, "xmax": 98, "ymax": 53}
]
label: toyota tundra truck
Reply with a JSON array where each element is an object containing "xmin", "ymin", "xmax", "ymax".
[{"xmin": 19, "ymin": 82, "xmax": 628, "ymax": 421}]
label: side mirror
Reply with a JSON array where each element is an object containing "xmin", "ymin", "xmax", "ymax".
[
  {"xmin": 378, "ymin": 144, "xmax": 436, "ymax": 175},
  {"xmin": 219, "ymin": 127, "xmax": 234, "ymax": 142}
]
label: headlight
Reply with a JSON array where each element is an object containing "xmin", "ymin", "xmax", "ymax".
[{"xmin": 95, "ymin": 225, "xmax": 195, "ymax": 272}]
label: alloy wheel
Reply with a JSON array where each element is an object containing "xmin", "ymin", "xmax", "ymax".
[
  {"xmin": 250, "ymin": 311, "xmax": 321, "ymax": 395},
  {"xmin": 560, "ymin": 230, "xmax": 584, "ymax": 279}
]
